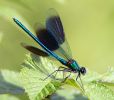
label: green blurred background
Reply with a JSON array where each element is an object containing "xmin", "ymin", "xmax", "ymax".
[{"xmin": 0, "ymin": 0, "xmax": 114, "ymax": 73}]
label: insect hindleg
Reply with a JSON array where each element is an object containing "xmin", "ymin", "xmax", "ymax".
[
  {"xmin": 62, "ymin": 69, "xmax": 72, "ymax": 82},
  {"xmin": 54, "ymin": 66, "xmax": 66, "ymax": 78},
  {"xmin": 43, "ymin": 66, "xmax": 66, "ymax": 81}
]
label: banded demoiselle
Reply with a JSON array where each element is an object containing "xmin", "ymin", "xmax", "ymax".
[{"xmin": 13, "ymin": 9, "xmax": 86, "ymax": 89}]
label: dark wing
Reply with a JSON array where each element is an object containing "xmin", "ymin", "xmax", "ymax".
[
  {"xmin": 46, "ymin": 8, "xmax": 72, "ymax": 59},
  {"xmin": 35, "ymin": 9, "xmax": 72, "ymax": 60},
  {"xmin": 35, "ymin": 25, "xmax": 59, "ymax": 51},
  {"xmin": 46, "ymin": 8, "xmax": 65, "ymax": 45},
  {"xmin": 21, "ymin": 43, "xmax": 48, "ymax": 56}
]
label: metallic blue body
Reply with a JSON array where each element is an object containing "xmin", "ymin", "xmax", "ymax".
[
  {"xmin": 13, "ymin": 18, "xmax": 67, "ymax": 64},
  {"xmin": 13, "ymin": 18, "xmax": 80, "ymax": 71}
]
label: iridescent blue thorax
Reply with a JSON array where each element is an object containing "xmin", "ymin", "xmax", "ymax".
[{"xmin": 66, "ymin": 59, "xmax": 80, "ymax": 71}]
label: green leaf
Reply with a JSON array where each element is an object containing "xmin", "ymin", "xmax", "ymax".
[
  {"xmin": 20, "ymin": 54, "xmax": 63, "ymax": 100},
  {"xmin": 20, "ymin": 54, "xmax": 114, "ymax": 100},
  {"xmin": 80, "ymin": 68, "xmax": 114, "ymax": 100},
  {"xmin": 0, "ymin": 70, "xmax": 28, "ymax": 100},
  {"xmin": 99, "ymin": 67, "xmax": 114, "ymax": 86},
  {"xmin": 82, "ymin": 70, "xmax": 102, "ymax": 83},
  {"xmin": 85, "ymin": 81, "xmax": 114, "ymax": 100},
  {"xmin": 67, "ymin": 68, "xmax": 114, "ymax": 100},
  {"xmin": 65, "ymin": 79, "xmax": 79, "ymax": 89},
  {"xmin": 0, "ymin": 70, "xmax": 24, "ymax": 94}
]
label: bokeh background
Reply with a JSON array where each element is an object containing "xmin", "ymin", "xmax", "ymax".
[{"xmin": 0, "ymin": 0, "xmax": 114, "ymax": 99}]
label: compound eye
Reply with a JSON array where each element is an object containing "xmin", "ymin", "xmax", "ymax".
[{"xmin": 80, "ymin": 67, "xmax": 86, "ymax": 75}]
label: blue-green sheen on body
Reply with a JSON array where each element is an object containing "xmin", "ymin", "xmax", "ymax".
[{"xmin": 71, "ymin": 61, "xmax": 80, "ymax": 71}]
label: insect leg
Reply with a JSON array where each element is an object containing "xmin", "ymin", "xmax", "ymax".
[
  {"xmin": 79, "ymin": 76, "xmax": 85, "ymax": 92},
  {"xmin": 54, "ymin": 66, "xmax": 66, "ymax": 78},
  {"xmin": 62, "ymin": 68, "xmax": 72, "ymax": 82},
  {"xmin": 76, "ymin": 73, "xmax": 85, "ymax": 93},
  {"xmin": 76, "ymin": 73, "xmax": 79, "ymax": 81},
  {"xmin": 43, "ymin": 69, "xmax": 65, "ymax": 81}
]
